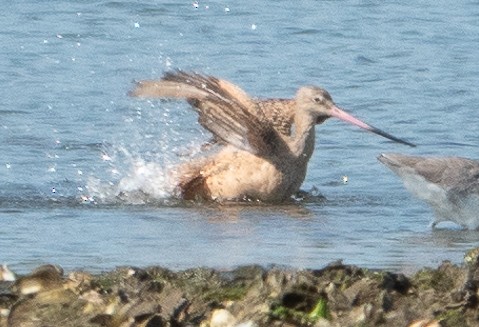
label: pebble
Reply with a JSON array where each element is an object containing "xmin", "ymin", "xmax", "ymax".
[
  {"xmin": 408, "ymin": 319, "xmax": 441, "ymax": 327},
  {"xmin": 209, "ymin": 308, "xmax": 236, "ymax": 327},
  {"xmin": 0, "ymin": 264, "xmax": 16, "ymax": 282}
]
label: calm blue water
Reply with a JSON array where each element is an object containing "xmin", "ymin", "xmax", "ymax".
[{"xmin": 1, "ymin": 1, "xmax": 479, "ymax": 274}]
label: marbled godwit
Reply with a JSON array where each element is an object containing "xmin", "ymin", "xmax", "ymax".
[
  {"xmin": 378, "ymin": 153, "xmax": 479, "ymax": 229},
  {"xmin": 130, "ymin": 71, "xmax": 414, "ymax": 202}
]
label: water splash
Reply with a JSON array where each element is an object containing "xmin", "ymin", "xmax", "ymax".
[
  {"xmin": 85, "ymin": 101, "xmax": 207, "ymax": 205},
  {"xmin": 86, "ymin": 160, "xmax": 178, "ymax": 205}
]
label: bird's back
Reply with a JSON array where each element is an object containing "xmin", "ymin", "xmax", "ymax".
[{"xmin": 256, "ymin": 99, "xmax": 296, "ymax": 136}]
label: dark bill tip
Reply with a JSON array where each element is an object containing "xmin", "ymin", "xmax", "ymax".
[
  {"xmin": 369, "ymin": 126, "xmax": 416, "ymax": 147},
  {"xmin": 330, "ymin": 106, "xmax": 416, "ymax": 147}
]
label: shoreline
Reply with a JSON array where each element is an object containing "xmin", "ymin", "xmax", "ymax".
[{"xmin": 1, "ymin": 252, "xmax": 479, "ymax": 327}]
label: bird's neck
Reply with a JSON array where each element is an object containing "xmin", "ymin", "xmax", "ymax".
[{"xmin": 290, "ymin": 111, "xmax": 316, "ymax": 160}]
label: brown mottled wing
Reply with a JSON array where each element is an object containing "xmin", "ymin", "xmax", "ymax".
[
  {"xmin": 130, "ymin": 71, "xmax": 287, "ymax": 157},
  {"xmin": 256, "ymin": 99, "xmax": 295, "ymax": 136}
]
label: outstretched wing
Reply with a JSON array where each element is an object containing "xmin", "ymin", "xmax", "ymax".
[{"xmin": 130, "ymin": 71, "xmax": 287, "ymax": 157}]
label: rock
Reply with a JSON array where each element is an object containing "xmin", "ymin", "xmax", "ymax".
[
  {"xmin": 209, "ymin": 308, "xmax": 236, "ymax": 327},
  {"xmin": 235, "ymin": 321, "xmax": 258, "ymax": 327},
  {"xmin": 313, "ymin": 317, "xmax": 332, "ymax": 327},
  {"xmin": 2, "ymin": 259, "xmax": 479, "ymax": 327},
  {"xmin": 408, "ymin": 319, "xmax": 441, "ymax": 327},
  {"xmin": 0, "ymin": 265, "xmax": 15, "ymax": 282},
  {"xmin": 324, "ymin": 282, "xmax": 349, "ymax": 311},
  {"xmin": 381, "ymin": 272, "xmax": 411, "ymax": 294},
  {"xmin": 11, "ymin": 264, "xmax": 63, "ymax": 295}
]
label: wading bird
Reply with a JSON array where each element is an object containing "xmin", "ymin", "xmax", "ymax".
[
  {"xmin": 378, "ymin": 153, "xmax": 479, "ymax": 229},
  {"xmin": 130, "ymin": 71, "xmax": 414, "ymax": 202}
]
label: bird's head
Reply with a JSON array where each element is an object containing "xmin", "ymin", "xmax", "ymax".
[{"xmin": 296, "ymin": 86, "xmax": 415, "ymax": 147}]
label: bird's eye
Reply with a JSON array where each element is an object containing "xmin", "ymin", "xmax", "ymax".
[{"xmin": 313, "ymin": 97, "xmax": 322, "ymax": 103}]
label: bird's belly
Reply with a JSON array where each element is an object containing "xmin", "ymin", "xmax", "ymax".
[
  {"xmin": 203, "ymin": 149, "xmax": 303, "ymax": 202},
  {"xmin": 401, "ymin": 172, "xmax": 479, "ymax": 229},
  {"xmin": 401, "ymin": 173, "xmax": 448, "ymax": 206}
]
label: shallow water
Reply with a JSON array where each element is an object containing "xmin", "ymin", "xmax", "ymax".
[{"xmin": 1, "ymin": 0, "xmax": 479, "ymax": 274}]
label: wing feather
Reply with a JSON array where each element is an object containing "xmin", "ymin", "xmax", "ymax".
[{"xmin": 130, "ymin": 71, "xmax": 288, "ymax": 157}]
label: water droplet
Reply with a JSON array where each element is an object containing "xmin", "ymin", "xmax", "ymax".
[{"xmin": 101, "ymin": 154, "xmax": 112, "ymax": 161}]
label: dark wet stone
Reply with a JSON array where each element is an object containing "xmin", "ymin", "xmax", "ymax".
[
  {"xmin": 381, "ymin": 272, "xmax": 411, "ymax": 294},
  {"xmin": 2, "ymin": 260, "xmax": 479, "ymax": 327}
]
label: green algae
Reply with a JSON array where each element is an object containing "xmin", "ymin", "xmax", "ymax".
[
  {"xmin": 270, "ymin": 297, "xmax": 331, "ymax": 326},
  {"xmin": 308, "ymin": 297, "xmax": 331, "ymax": 320},
  {"xmin": 438, "ymin": 309, "xmax": 468, "ymax": 327},
  {"xmin": 413, "ymin": 268, "xmax": 455, "ymax": 293},
  {"xmin": 203, "ymin": 284, "xmax": 249, "ymax": 302}
]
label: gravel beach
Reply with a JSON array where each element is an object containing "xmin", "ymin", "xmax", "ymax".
[{"xmin": 2, "ymin": 251, "xmax": 479, "ymax": 327}]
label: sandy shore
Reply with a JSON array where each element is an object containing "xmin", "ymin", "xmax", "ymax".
[{"xmin": 1, "ymin": 252, "xmax": 479, "ymax": 327}]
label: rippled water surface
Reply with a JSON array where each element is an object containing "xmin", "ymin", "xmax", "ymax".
[{"xmin": 1, "ymin": 1, "xmax": 479, "ymax": 274}]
